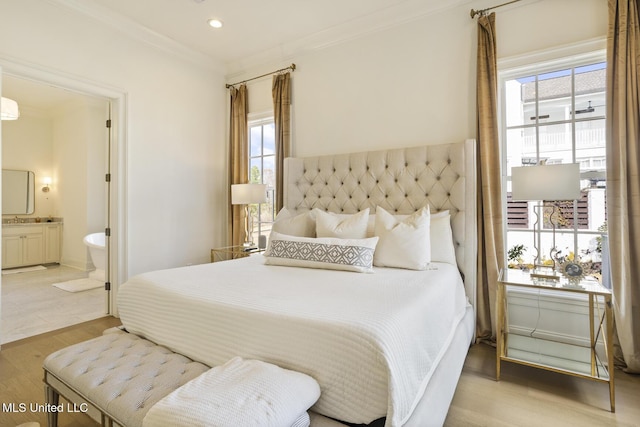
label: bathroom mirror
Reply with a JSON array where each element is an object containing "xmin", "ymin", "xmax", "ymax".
[{"xmin": 2, "ymin": 169, "xmax": 35, "ymax": 215}]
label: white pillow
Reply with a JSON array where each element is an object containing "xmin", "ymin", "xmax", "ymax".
[
  {"xmin": 430, "ymin": 211, "xmax": 457, "ymax": 266},
  {"xmin": 264, "ymin": 231, "xmax": 378, "ymax": 273},
  {"xmin": 367, "ymin": 209, "xmax": 457, "ymax": 266},
  {"xmin": 271, "ymin": 208, "xmax": 316, "ymax": 237},
  {"xmin": 373, "ymin": 206, "xmax": 431, "ymax": 270},
  {"xmin": 314, "ymin": 208, "xmax": 370, "ymax": 239}
]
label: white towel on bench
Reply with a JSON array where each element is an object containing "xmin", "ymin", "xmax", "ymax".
[{"xmin": 142, "ymin": 356, "xmax": 321, "ymax": 427}]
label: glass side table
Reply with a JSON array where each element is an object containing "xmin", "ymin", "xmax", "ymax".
[
  {"xmin": 496, "ymin": 268, "xmax": 615, "ymax": 412},
  {"xmin": 210, "ymin": 245, "xmax": 264, "ymax": 263}
]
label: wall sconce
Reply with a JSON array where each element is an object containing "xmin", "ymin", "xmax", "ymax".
[{"xmin": 42, "ymin": 177, "xmax": 51, "ymax": 193}]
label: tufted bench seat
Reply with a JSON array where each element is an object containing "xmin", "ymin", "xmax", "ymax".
[{"xmin": 43, "ymin": 329, "xmax": 210, "ymax": 427}]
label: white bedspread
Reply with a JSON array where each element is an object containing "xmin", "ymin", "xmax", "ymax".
[
  {"xmin": 117, "ymin": 256, "xmax": 469, "ymax": 427},
  {"xmin": 142, "ymin": 356, "xmax": 320, "ymax": 427}
]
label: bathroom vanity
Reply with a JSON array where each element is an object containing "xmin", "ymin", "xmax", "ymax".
[{"xmin": 2, "ymin": 221, "xmax": 62, "ymax": 269}]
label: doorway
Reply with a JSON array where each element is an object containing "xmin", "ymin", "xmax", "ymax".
[{"xmin": 0, "ymin": 63, "xmax": 126, "ymax": 345}]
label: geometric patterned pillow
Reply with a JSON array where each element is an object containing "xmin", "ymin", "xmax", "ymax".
[{"xmin": 264, "ymin": 231, "xmax": 379, "ymax": 273}]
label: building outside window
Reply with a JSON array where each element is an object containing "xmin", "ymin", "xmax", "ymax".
[
  {"xmin": 501, "ymin": 53, "xmax": 607, "ymax": 279},
  {"xmin": 248, "ymin": 115, "xmax": 276, "ymax": 244}
]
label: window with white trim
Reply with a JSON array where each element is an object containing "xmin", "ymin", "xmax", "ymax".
[
  {"xmin": 501, "ymin": 53, "xmax": 607, "ymax": 278},
  {"xmin": 248, "ymin": 115, "xmax": 276, "ymax": 243}
]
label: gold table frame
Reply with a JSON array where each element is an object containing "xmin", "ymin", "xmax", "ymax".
[
  {"xmin": 210, "ymin": 245, "xmax": 262, "ymax": 263},
  {"xmin": 496, "ymin": 268, "xmax": 615, "ymax": 412}
]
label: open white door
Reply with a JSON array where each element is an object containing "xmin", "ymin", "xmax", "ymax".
[{"xmin": 104, "ymin": 102, "xmax": 112, "ymax": 314}]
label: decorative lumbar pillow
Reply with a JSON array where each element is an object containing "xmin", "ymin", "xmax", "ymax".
[
  {"xmin": 271, "ymin": 208, "xmax": 316, "ymax": 238},
  {"xmin": 264, "ymin": 231, "xmax": 378, "ymax": 273},
  {"xmin": 430, "ymin": 210, "xmax": 457, "ymax": 266},
  {"xmin": 314, "ymin": 208, "xmax": 370, "ymax": 239},
  {"xmin": 373, "ymin": 206, "xmax": 431, "ymax": 270}
]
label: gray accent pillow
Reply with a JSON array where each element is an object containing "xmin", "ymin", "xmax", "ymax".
[{"xmin": 265, "ymin": 231, "xmax": 378, "ymax": 273}]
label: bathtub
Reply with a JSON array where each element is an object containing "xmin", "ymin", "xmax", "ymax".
[{"xmin": 83, "ymin": 232, "xmax": 105, "ymax": 281}]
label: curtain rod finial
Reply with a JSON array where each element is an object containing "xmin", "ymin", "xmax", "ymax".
[
  {"xmin": 470, "ymin": 8, "xmax": 478, "ymax": 18},
  {"xmin": 291, "ymin": 63, "xmax": 296, "ymax": 71}
]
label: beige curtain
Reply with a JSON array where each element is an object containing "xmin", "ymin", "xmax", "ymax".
[
  {"xmin": 476, "ymin": 13, "xmax": 505, "ymax": 341},
  {"xmin": 273, "ymin": 72, "xmax": 291, "ymax": 212},
  {"xmin": 229, "ymin": 84, "xmax": 249, "ymax": 247},
  {"xmin": 606, "ymin": 0, "xmax": 640, "ymax": 373}
]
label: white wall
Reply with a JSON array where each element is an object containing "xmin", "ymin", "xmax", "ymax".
[
  {"xmin": 1, "ymin": 109, "xmax": 54, "ymax": 217},
  {"xmin": 497, "ymin": 0, "xmax": 607, "ymax": 59},
  {"xmin": 52, "ymin": 98, "xmax": 108, "ymax": 270},
  {"xmin": 0, "ymin": 0, "xmax": 227, "ymax": 277},
  {"xmin": 230, "ymin": 0, "xmax": 607, "ymax": 158}
]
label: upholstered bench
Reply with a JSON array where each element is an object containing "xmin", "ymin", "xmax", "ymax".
[
  {"xmin": 43, "ymin": 329, "xmax": 210, "ymax": 427},
  {"xmin": 43, "ymin": 329, "xmax": 344, "ymax": 427}
]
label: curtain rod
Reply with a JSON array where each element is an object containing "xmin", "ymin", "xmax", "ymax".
[
  {"xmin": 470, "ymin": 0, "xmax": 521, "ymax": 18},
  {"xmin": 225, "ymin": 64, "xmax": 296, "ymax": 89}
]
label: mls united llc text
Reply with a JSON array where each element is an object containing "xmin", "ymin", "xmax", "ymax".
[{"xmin": 2, "ymin": 402, "xmax": 88, "ymax": 413}]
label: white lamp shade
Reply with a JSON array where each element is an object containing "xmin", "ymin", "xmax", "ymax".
[
  {"xmin": 1, "ymin": 97, "xmax": 20, "ymax": 120},
  {"xmin": 231, "ymin": 183, "xmax": 267, "ymax": 205},
  {"xmin": 511, "ymin": 163, "xmax": 581, "ymax": 201}
]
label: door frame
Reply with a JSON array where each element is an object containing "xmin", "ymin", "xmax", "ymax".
[{"xmin": 0, "ymin": 56, "xmax": 128, "ymax": 318}]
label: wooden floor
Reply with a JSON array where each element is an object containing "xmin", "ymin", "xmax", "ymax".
[
  {"xmin": 0, "ymin": 316, "xmax": 121, "ymax": 427},
  {"xmin": 445, "ymin": 343, "xmax": 640, "ymax": 427},
  {"xmin": 0, "ymin": 317, "xmax": 638, "ymax": 427}
]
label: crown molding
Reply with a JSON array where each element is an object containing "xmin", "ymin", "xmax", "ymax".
[
  {"xmin": 225, "ymin": 0, "xmax": 473, "ymax": 76},
  {"xmin": 45, "ymin": 0, "xmax": 224, "ymax": 73},
  {"xmin": 44, "ymin": 0, "xmax": 471, "ymax": 78}
]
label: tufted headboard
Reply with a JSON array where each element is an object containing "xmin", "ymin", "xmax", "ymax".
[{"xmin": 283, "ymin": 140, "xmax": 477, "ymax": 310}]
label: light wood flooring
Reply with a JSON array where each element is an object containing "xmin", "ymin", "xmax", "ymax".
[
  {"xmin": 0, "ymin": 316, "xmax": 638, "ymax": 427},
  {"xmin": 0, "ymin": 316, "xmax": 121, "ymax": 427},
  {"xmin": 1, "ymin": 264, "xmax": 106, "ymax": 344},
  {"xmin": 446, "ymin": 343, "xmax": 640, "ymax": 427}
]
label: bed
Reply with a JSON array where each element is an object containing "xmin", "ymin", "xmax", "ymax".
[{"xmin": 117, "ymin": 140, "xmax": 477, "ymax": 427}]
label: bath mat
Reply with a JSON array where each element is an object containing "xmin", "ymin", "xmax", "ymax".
[
  {"xmin": 53, "ymin": 278, "xmax": 103, "ymax": 293},
  {"xmin": 2, "ymin": 265, "xmax": 47, "ymax": 275}
]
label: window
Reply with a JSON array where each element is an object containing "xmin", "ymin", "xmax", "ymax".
[
  {"xmin": 248, "ymin": 115, "xmax": 276, "ymax": 243},
  {"xmin": 501, "ymin": 53, "xmax": 607, "ymax": 277}
]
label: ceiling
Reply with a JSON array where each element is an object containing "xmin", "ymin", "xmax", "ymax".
[
  {"xmin": 2, "ymin": 0, "xmax": 470, "ymax": 113},
  {"xmin": 65, "ymin": 0, "xmax": 469, "ymax": 70}
]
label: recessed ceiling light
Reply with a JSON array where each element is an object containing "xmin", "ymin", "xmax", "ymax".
[{"xmin": 208, "ymin": 19, "xmax": 223, "ymax": 29}]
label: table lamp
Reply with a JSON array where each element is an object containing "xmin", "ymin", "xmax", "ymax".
[
  {"xmin": 511, "ymin": 163, "xmax": 581, "ymax": 278},
  {"xmin": 231, "ymin": 183, "xmax": 267, "ymax": 247}
]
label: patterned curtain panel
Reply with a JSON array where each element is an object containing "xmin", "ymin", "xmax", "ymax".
[
  {"xmin": 606, "ymin": 0, "xmax": 640, "ymax": 373},
  {"xmin": 229, "ymin": 85, "xmax": 249, "ymax": 247},
  {"xmin": 475, "ymin": 12, "xmax": 505, "ymax": 341},
  {"xmin": 273, "ymin": 73, "xmax": 292, "ymax": 212}
]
